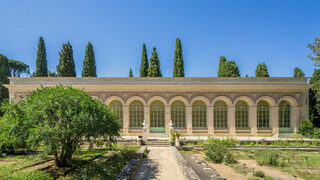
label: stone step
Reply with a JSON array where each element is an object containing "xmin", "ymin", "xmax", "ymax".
[{"xmin": 146, "ymin": 144, "xmax": 170, "ymax": 147}]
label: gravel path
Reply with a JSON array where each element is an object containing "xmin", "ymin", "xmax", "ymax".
[{"xmin": 133, "ymin": 147, "xmax": 185, "ymax": 180}]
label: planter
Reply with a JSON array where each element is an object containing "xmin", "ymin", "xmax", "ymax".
[{"xmin": 170, "ymin": 142, "xmax": 175, "ymax": 146}]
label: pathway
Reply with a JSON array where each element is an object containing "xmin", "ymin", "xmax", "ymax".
[{"xmin": 133, "ymin": 147, "xmax": 185, "ymax": 180}]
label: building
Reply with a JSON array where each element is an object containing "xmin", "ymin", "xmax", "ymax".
[{"xmin": 5, "ymin": 77, "xmax": 310, "ymax": 138}]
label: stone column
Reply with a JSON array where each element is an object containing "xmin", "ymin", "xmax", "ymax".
[
  {"xmin": 165, "ymin": 105, "xmax": 171, "ymax": 135},
  {"xmin": 292, "ymin": 107, "xmax": 299, "ymax": 133},
  {"xmin": 229, "ymin": 106, "xmax": 236, "ymax": 135},
  {"xmin": 251, "ymin": 106, "xmax": 257, "ymax": 135},
  {"xmin": 144, "ymin": 106, "xmax": 150, "ymax": 134},
  {"xmin": 186, "ymin": 106, "xmax": 192, "ymax": 134},
  {"xmin": 123, "ymin": 106, "xmax": 129, "ymax": 134},
  {"xmin": 272, "ymin": 106, "xmax": 279, "ymax": 134},
  {"xmin": 207, "ymin": 106, "xmax": 214, "ymax": 134}
]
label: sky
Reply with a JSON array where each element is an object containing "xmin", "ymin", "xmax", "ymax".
[{"xmin": 0, "ymin": 0, "xmax": 319, "ymax": 77}]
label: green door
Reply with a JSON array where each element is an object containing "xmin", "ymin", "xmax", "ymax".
[{"xmin": 150, "ymin": 101, "xmax": 166, "ymax": 133}]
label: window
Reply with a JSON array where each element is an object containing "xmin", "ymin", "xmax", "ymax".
[
  {"xmin": 150, "ymin": 101, "xmax": 165, "ymax": 128},
  {"xmin": 129, "ymin": 100, "xmax": 144, "ymax": 128},
  {"xmin": 171, "ymin": 100, "xmax": 186, "ymax": 128},
  {"xmin": 279, "ymin": 101, "xmax": 290, "ymax": 128},
  {"xmin": 257, "ymin": 100, "xmax": 270, "ymax": 128},
  {"xmin": 214, "ymin": 100, "xmax": 228, "ymax": 128},
  {"xmin": 109, "ymin": 100, "xmax": 123, "ymax": 125},
  {"xmin": 192, "ymin": 100, "xmax": 207, "ymax": 128},
  {"xmin": 235, "ymin": 100, "xmax": 249, "ymax": 128}
]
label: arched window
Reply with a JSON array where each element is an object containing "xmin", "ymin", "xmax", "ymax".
[
  {"xmin": 150, "ymin": 101, "xmax": 165, "ymax": 130},
  {"xmin": 171, "ymin": 100, "xmax": 186, "ymax": 128},
  {"xmin": 257, "ymin": 100, "xmax": 270, "ymax": 128},
  {"xmin": 192, "ymin": 100, "xmax": 207, "ymax": 128},
  {"xmin": 235, "ymin": 100, "xmax": 249, "ymax": 128},
  {"xmin": 109, "ymin": 100, "xmax": 123, "ymax": 125},
  {"xmin": 129, "ymin": 100, "xmax": 144, "ymax": 128},
  {"xmin": 214, "ymin": 100, "xmax": 228, "ymax": 128},
  {"xmin": 279, "ymin": 100, "xmax": 291, "ymax": 128}
]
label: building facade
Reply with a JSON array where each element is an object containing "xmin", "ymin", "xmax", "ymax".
[{"xmin": 6, "ymin": 77, "xmax": 310, "ymax": 138}]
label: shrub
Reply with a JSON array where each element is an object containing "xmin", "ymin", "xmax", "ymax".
[
  {"xmin": 255, "ymin": 150, "xmax": 281, "ymax": 166},
  {"xmin": 205, "ymin": 140, "xmax": 226, "ymax": 163},
  {"xmin": 224, "ymin": 151, "xmax": 236, "ymax": 164},
  {"xmin": 96, "ymin": 139, "xmax": 105, "ymax": 149},
  {"xmin": 253, "ymin": 170, "xmax": 265, "ymax": 178},
  {"xmin": 298, "ymin": 119, "xmax": 315, "ymax": 138}
]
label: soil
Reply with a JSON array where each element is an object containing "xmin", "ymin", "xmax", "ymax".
[{"xmin": 0, "ymin": 161, "xmax": 18, "ymax": 165}]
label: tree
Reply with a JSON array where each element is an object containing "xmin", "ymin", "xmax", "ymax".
[
  {"xmin": 81, "ymin": 42, "xmax": 97, "ymax": 77},
  {"xmin": 293, "ymin": 67, "xmax": 305, "ymax": 77},
  {"xmin": 220, "ymin": 60, "xmax": 240, "ymax": 77},
  {"xmin": 0, "ymin": 55, "xmax": 10, "ymax": 113},
  {"xmin": 35, "ymin": 37, "xmax": 48, "ymax": 77},
  {"xmin": 173, "ymin": 38, "xmax": 184, "ymax": 77},
  {"xmin": 218, "ymin": 56, "xmax": 227, "ymax": 77},
  {"xmin": 255, "ymin": 63, "xmax": 269, "ymax": 77},
  {"xmin": 48, "ymin": 71, "xmax": 58, "ymax": 77},
  {"xmin": 8, "ymin": 59, "xmax": 30, "ymax": 77},
  {"xmin": 308, "ymin": 36, "xmax": 320, "ymax": 66},
  {"xmin": 0, "ymin": 85, "xmax": 120, "ymax": 167},
  {"xmin": 139, "ymin": 43, "xmax": 149, "ymax": 77},
  {"xmin": 309, "ymin": 69, "xmax": 320, "ymax": 127},
  {"xmin": 148, "ymin": 47, "xmax": 162, "ymax": 77},
  {"xmin": 129, "ymin": 68, "xmax": 133, "ymax": 77},
  {"xmin": 57, "ymin": 42, "xmax": 76, "ymax": 77}
]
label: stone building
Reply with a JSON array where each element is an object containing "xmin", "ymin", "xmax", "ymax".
[{"xmin": 5, "ymin": 77, "xmax": 310, "ymax": 138}]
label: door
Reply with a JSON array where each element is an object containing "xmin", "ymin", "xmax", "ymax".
[{"xmin": 150, "ymin": 101, "xmax": 165, "ymax": 133}]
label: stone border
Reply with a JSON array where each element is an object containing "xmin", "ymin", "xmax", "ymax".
[
  {"xmin": 115, "ymin": 146, "xmax": 147, "ymax": 180},
  {"xmin": 170, "ymin": 146, "xmax": 201, "ymax": 180}
]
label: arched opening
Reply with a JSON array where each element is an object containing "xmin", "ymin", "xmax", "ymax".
[
  {"xmin": 171, "ymin": 100, "xmax": 186, "ymax": 129},
  {"xmin": 150, "ymin": 100, "xmax": 165, "ymax": 133},
  {"xmin": 214, "ymin": 100, "xmax": 228, "ymax": 128},
  {"xmin": 192, "ymin": 100, "xmax": 207, "ymax": 128},
  {"xmin": 257, "ymin": 100, "xmax": 270, "ymax": 129},
  {"xmin": 109, "ymin": 100, "xmax": 123, "ymax": 126},
  {"xmin": 236, "ymin": 100, "xmax": 249, "ymax": 129},
  {"xmin": 279, "ymin": 100, "xmax": 291, "ymax": 133},
  {"xmin": 129, "ymin": 100, "xmax": 144, "ymax": 128}
]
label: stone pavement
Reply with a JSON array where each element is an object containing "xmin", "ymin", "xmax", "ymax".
[{"xmin": 133, "ymin": 147, "xmax": 185, "ymax": 180}]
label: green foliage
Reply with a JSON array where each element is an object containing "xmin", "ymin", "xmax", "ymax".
[
  {"xmin": 34, "ymin": 37, "xmax": 48, "ymax": 77},
  {"xmin": 309, "ymin": 69, "xmax": 320, "ymax": 128},
  {"xmin": 82, "ymin": 42, "xmax": 97, "ymax": 77},
  {"xmin": 56, "ymin": 42, "xmax": 76, "ymax": 77},
  {"xmin": 8, "ymin": 59, "xmax": 30, "ymax": 77},
  {"xmin": 173, "ymin": 38, "xmax": 184, "ymax": 77},
  {"xmin": 297, "ymin": 119, "xmax": 315, "ymax": 138},
  {"xmin": 148, "ymin": 47, "xmax": 162, "ymax": 77},
  {"xmin": 0, "ymin": 85, "xmax": 120, "ymax": 167},
  {"xmin": 254, "ymin": 150, "xmax": 284, "ymax": 167},
  {"xmin": 220, "ymin": 60, "xmax": 240, "ymax": 77},
  {"xmin": 293, "ymin": 67, "xmax": 305, "ymax": 77},
  {"xmin": 224, "ymin": 151, "xmax": 236, "ymax": 164},
  {"xmin": 253, "ymin": 170, "xmax": 265, "ymax": 178},
  {"xmin": 218, "ymin": 56, "xmax": 227, "ymax": 77},
  {"xmin": 48, "ymin": 71, "xmax": 58, "ymax": 77},
  {"xmin": 0, "ymin": 54, "xmax": 10, "ymax": 116},
  {"xmin": 204, "ymin": 138, "xmax": 237, "ymax": 164},
  {"xmin": 255, "ymin": 63, "xmax": 269, "ymax": 77},
  {"xmin": 129, "ymin": 68, "xmax": 133, "ymax": 77},
  {"xmin": 140, "ymin": 43, "xmax": 149, "ymax": 77},
  {"xmin": 308, "ymin": 36, "xmax": 320, "ymax": 66}
]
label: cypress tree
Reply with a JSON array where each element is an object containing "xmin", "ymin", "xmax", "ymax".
[
  {"xmin": 255, "ymin": 63, "xmax": 269, "ymax": 77},
  {"xmin": 173, "ymin": 38, "xmax": 184, "ymax": 77},
  {"xmin": 220, "ymin": 60, "xmax": 240, "ymax": 77},
  {"xmin": 293, "ymin": 67, "xmax": 305, "ymax": 77},
  {"xmin": 82, "ymin": 42, "xmax": 97, "ymax": 77},
  {"xmin": 0, "ymin": 54, "xmax": 10, "ymax": 114},
  {"xmin": 140, "ymin": 43, "xmax": 149, "ymax": 77},
  {"xmin": 35, "ymin": 37, "xmax": 48, "ymax": 77},
  {"xmin": 56, "ymin": 42, "xmax": 76, "ymax": 77},
  {"xmin": 129, "ymin": 68, "xmax": 133, "ymax": 77},
  {"xmin": 218, "ymin": 56, "xmax": 227, "ymax": 77},
  {"xmin": 148, "ymin": 47, "xmax": 162, "ymax": 77}
]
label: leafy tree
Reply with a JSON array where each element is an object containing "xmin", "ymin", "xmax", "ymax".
[
  {"xmin": 0, "ymin": 85, "xmax": 120, "ymax": 167},
  {"xmin": 48, "ymin": 71, "xmax": 58, "ymax": 77},
  {"xmin": 245, "ymin": 74, "xmax": 249, "ymax": 77},
  {"xmin": 139, "ymin": 43, "xmax": 149, "ymax": 77},
  {"xmin": 255, "ymin": 63, "xmax": 269, "ymax": 77},
  {"xmin": 81, "ymin": 42, "xmax": 97, "ymax": 77},
  {"xmin": 56, "ymin": 42, "xmax": 76, "ymax": 77},
  {"xmin": 308, "ymin": 36, "xmax": 320, "ymax": 66},
  {"xmin": 293, "ymin": 67, "xmax": 305, "ymax": 77},
  {"xmin": 173, "ymin": 38, "xmax": 184, "ymax": 77},
  {"xmin": 35, "ymin": 37, "xmax": 48, "ymax": 77},
  {"xmin": 0, "ymin": 54, "xmax": 10, "ymax": 115},
  {"xmin": 218, "ymin": 56, "xmax": 227, "ymax": 77},
  {"xmin": 220, "ymin": 60, "xmax": 240, "ymax": 77},
  {"xmin": 8, "ymin": 59, "xmax": 30, "ymax": 77},
  {"xmin": 148, "ymin": 47, "xmax": 162, "ymax": 77},
  {"xmin": 309, "ymin": 69, "xmax": 320, "ymax": 127},
  {"xmin": 129, "ymin": 68, "xmax": 133, "ymax": 77}
]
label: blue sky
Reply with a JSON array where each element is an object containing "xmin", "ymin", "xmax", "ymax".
[{"xmin": 0, "ymin": 0, "xmax": 319, "ymax": 77}]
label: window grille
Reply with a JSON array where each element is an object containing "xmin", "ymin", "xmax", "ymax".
[
  {"xmin": 235, "ymin": 100, "xmax": 249, "ymax": 128},
  {"xmin": 192, "ymin": 100, "xmax": 207, "ymax": 128},
  {"xmin": 214, "ymin": 100, "xmax": 228, "ymax": 128},
  {"xmin": 279, "ymin": 101, "xmax": 290, "ymax": 128},
  {"xmin": 129, "ymin": 100, "xmax": 144, "ymax": 128},
  {"xmin": 171, "ymin": 100, "xmax": 186, "ymax": 128},
  {"xmin": 150, "ymin": 101, "xmax": 165, "ymax": 128},
  {"xmin": 109, "ymin": 100, "xmax": 123, "ymax": 125},
  {"xmin": 257, "ymin": 100, "xmax": 270, "ymax": 128}
]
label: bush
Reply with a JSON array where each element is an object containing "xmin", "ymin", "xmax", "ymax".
[
  {"xmin": 255, "ymin": 150, "xmax": 281, "ymax": 166},
  {"xmin": 204, "ymin": 138, "xmax": 236, "ymax": 164},
  {"xmin": 253, "ymin": 170, "xmax": 265, "ymax": 178},
  {"xmin": 224, "ymin": 151, "xmax": 236, "ymax": 164},
  {"xmin": 298, "ymin": 119, "xmax": 315, "ymax": 138}
]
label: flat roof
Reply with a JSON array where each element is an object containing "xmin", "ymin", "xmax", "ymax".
[{"xmin": 8, "ymin": 77, "xmax": 309, "ymax": 85}]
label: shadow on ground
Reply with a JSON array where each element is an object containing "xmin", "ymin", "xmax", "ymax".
[{"xmin": 133, "ymin": 151, "xmax": 159, "ymax": 180}]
